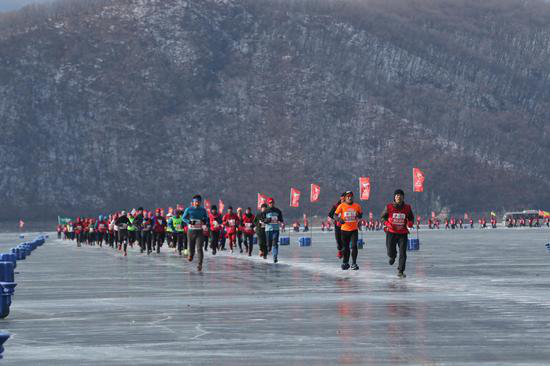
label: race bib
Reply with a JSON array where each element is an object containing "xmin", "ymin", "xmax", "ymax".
[
  {"xmin": 343, "ymin": 210, "xmax": 357, "ymax": 222},
  {"xmin": 245, "ymin": 223, "xmax": 252, "ymax": 228},
  {"xmin": 270, "ymin": 217, "xmax": 278, "ymax": 223},
  {"xmin": 190, "ymin": 224, "xmax": 202, "ymax": 230},
  {"xmin": 176, "ymin": 224, "xmax": 182, "ymax": 231},
  {"xmin": 99, "ymin": 224, "xmax": 105, "ymax": 229},
  {"xmin": 392, "ymin": 213, "xmax": 406, "ymax": 228},
  {"xmin": 228, "ymin": 219, "xmax": 235, "ymax": 226}
]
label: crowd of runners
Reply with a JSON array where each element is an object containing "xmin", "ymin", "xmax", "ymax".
[
  {"xmin": 56, "ymin": 190, "xmax": 417, "ymax": 277},
  {"xmin": 55, "ymin": 189, "xmax": 549, "ymax": 277}
]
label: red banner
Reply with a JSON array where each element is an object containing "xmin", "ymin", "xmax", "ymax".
[
  {"xmin": 359, "ymin": 177, "xmax": 371, "ymax": 200},
  {"xmin": 413, "ymin": 168, "xmax": 425, "ymax": 192},
  {"xmin": 290, "ymin": 188, "xmax": 301, "ymax": 207},
  {"xmin": 310, "ymin": 184, "xmax": 320, "ymax": 202},
  {"xmin": 218, "ymin": 199, "xmax": 224, "ymax": 214},
  {"xmin": 257, "ymin": 193, "xmax": 268, "ymax": 209}
]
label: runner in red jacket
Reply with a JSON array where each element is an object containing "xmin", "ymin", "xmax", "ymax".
[
  {"xmin": 381, "ymin": 189, "xmax": 415, "ymax": 278},
  {"xmin": 223, "ymin": 207, "xmax": 240, "ymax": 253},
  {"xmin": 209, "ymin": 206, "xmax": 223, "ymax": 255},
  {"xmin": 241, "ymin": 207, "xmax": 255, "ymax": 256}
]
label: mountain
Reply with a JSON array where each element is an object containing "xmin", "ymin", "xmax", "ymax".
[{"xmin": 0, "ymin": 0, "xmax": 549, "ymax": 220}]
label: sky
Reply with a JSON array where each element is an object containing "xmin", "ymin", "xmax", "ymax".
[{"xmin": 0, "ymin": 0, "xmax": 54, "ymax": 12}]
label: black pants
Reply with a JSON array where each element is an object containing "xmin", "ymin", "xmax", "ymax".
[
  {"xmin": 237, "ymin": 232, "xmax": 243, "ymax": 251},
  {"xmin": 243, "ymin": 233, "xmax": 254, "ymax": 255},
  {"xmin": 257, "ymin": 229, "xmax": 267, "ymax": 256},
  {"xmin": 188, "ymin": 230, "xmax": 204, "ymax": 266},
  {"xmin": 386, "ymin": 232, "xmax": 407, "ymax": 273},
  {"xmin": 118, "ymin": 230, "xmax": 129, "ymax": 252},
  {"xmin": 128, "ymin": 231, "xmax": 137, "ymax": 245},
  {"xmin": 153, "ymin": 232, "xmax": 165, "ymax": 253},
  {"xmin": 335, "ymin": 225, "xmax": 343, "ymax": 251},
  {"xmin": 142, "ymin": 231, "xmax": 152, "ymax": 253},
  {"xmin": 210, "ymin": 231, "xmax": 220, "ymax": 253},
  {"xmin": 97, "ymin": 232, "xmax": 105, "ymax": 246},
  {"xmin": 341, "ymin": 230, "xmax": 358, "ymax": 265},
  {"xmin": 174, "ymin": 231, "xmax": 185, "ymax": 254}
]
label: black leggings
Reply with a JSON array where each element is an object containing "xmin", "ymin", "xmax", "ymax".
[
  {"xmin": 153, "ymin": 232, "xmax": 165, "ymax": 252},
  {"xmin": 256, "ymin": 229, "xmax": 266, "ymax": 256},
  {"xmin": 142, "ymin": 231, "xmax": 152, "ymax": 252},
  {"xmin": 335, "ymin": 225, "xmax": 343, "ymax": 251},
  {"xmin": 243, "ymin": 233, "xmax": 254, "ymax": 255},
  {"xmin": 210, "ymin": 231, "xmax": 220, "ymax": 252},
  {"xmin": 386, "ymin": 232, "xmax": 407, "ymax": 273},
  {"xmin": 174, "ymin": 232, "xmax": 186, "ymax": 254},
  {"xmin": 341, "ymin": 230, "xmax": 358, "ymax": 265}
]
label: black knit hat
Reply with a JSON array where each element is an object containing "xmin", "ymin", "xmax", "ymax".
[{"xmin": 394, "ymin": 189, "xmax": 405, "ymax": 196}]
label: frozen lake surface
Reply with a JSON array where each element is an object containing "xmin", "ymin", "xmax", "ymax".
[{"xmin": 1, "ymin": 228, "xmax": 550, "ymax": 365}]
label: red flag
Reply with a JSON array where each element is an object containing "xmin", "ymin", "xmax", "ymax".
[
  {"xmin": 359, "ymin": 177, "xmax": 371, "ymax": 200},
  {"xmin": 290, "ymin": 188, "xmax": 301, "ymax": 207},
  {"xmin": 257, "ymin": 193, "xmax": 268, "ymax": 209},
  {"xmin": 19, "ymin": 219, "xmax": 24, "ymax": 229},
  {"xmin": 431, "ymin": 211, "xmax": 436, "ymax": 219},
  {"xmin": 218, "ymin": 200, "xmax": 224, "ymax": 214},
  {"xmin": 310, "ymin": 184, "xmax": 321, "ymax": 203},
  {"xmin": 413, "ymin": 168, "xmax": 425, "ymax": 192},
  {"xmin": 204, "ymin": 199, "xmax": 211, "ymax": 212}
]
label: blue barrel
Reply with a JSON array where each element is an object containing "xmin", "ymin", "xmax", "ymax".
[
  {"xmin": 18, "ymin": 235, "xmax": 24, "ymax": 239},
  {"xmin": 0, "ymin": 262, "xmax": 16, "ymax": 296},
  {"xmin": 0, "ymin": 295, "xmax": 9, "ymax": 319},
  {"xmin": 357, "ymin": 239, "xmax": 365, "ymax": 250},
  {"xmin": 11, "ymin": 248, "xmax": 25, "ymax": 261},
  {"xmin": 19, "ymin": 245, "xmax": 31, "ymax": 256},
  {"xmin": 279, "ymin": 237, "xmax": 290, "ymax": 246},
  {"xmin": 0, "ymin": 331, "xmax": 9, "ymax": 358},
  {"xmin": 298, "ymin": 237, "xmax": 311, "ymax": 247},
  {"xmin": 0, "ymin": 254, "xmax": 16, "ymax": 270},
  {"xmin": 407, "ymin": 238, "xmax": 420, "ymax": 251}
]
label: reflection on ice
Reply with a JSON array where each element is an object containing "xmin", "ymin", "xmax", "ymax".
[{"xmin": 0, "ymin": 228, "xmax": 549, "ymax": 365}]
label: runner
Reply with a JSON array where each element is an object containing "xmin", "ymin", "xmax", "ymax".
[
  {"xmin": 171, "ymin": 210, "xmax": 186, "ymax": 256},
  {"xmin": 328, "ymin": 193, "xmax": 346, "ymax": 259},
  {"xmin": 152, "ymin": 209, "xmax": 167, "ymax": 254},
  {"xmin": 241, "ymin": 207, "xmax": 255, "ymax": 256},
  {"xmin": 142, "ymin": 212, "xmax": 153, "ymax": 255},
  {"xmin": 236, "ymin": 207, "xmax": 244, "ymax": 253},
  {"xmin": 260, "ymin": 198, "xmax": 283, "ymax": 263},
  {"xmin": 334, "ymin": 191, "xmax": 362, "ymax": 270},
  {"xmin": 182, "ymin": 195, "xmax": 209, "ymax": 272},
  {"xmin": 223, "ymin": 207, "xmax": 240, "ymax": 253},
  {"xmin": 208, "ymin": 205, "xmax": 223, "ymax": 255},
  {"xmin": 255, "ymin": 203, "xmax": 268, "ymax": 259},
  {"xmin": 115, "ymin": 211, "xmax": 130, "ymax": 256},
  {"xmin": 381, "ymin": 189, "xmax": 415, "ymax": 278}
]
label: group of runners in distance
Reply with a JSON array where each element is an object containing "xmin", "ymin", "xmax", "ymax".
[{"xmin": 57, "ymin": 189, "xmax": 416, "ymax": 277}]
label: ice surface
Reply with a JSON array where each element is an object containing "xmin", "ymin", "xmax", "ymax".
[{"xmin": 1, "ymin": 228, "xmax": 550, "ymax": 365}]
